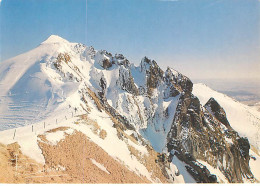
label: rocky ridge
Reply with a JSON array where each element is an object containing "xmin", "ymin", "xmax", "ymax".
[
  {"xmin": 49, "ymin": 39, "xmax": 256, "ymax": 182},
  {"xmin": 0, "ymin": 35, "xmax": 258, "ymax": 183}
]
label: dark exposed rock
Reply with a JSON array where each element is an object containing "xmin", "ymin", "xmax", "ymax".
[
  {"xmin": 87, "ymin": 52, "xmax": 256, "ymax": 183},
  {"xmin": 204, "ymin": 97, "xmax": 230, "ymax": 127},
  {"xmin": 140, "ymin": 57, "xmax": 164, "ymax": 95},
  {"xmin": 117, "ymin": 67, "xmax": 139, "ymax": 96},
  {"xmin": 100, "ymin": 50, "xmax": 112, "ymax": 57},
  {"xmin": 165, "ymin": 67, "xmax": 193, "ymax": 95},
  {"xmin": 114, "ymin": 54, "xmax": 130, "ymax": 68},
  {"xmin": 115, "ymin": 53, "xmax": 125, "ymax": 60},
  {"xmin": 85, "ymin": 46, "xmax": 96, "ymax": 59},
  {"xmin": 95, "ymin": 50, "xmax": 113, "ymax": 69},
  {"xmin": 238, "ymin": 137, "xmax": 250, "ymax": 159},
  {"xmin": 166, "ymin": 82, "xmax": 255, "ymax": 183},
  {"xmin": 209, "ymin": 174, "xmax": 218, "ymax": 183},
  {"xmin": 54, "ymin": 53, "xmax": 71, "ymax": 70},
  {"xmin": 99, "ymin": 77, "xmax": 106, "ymax": 91},
  {"xmin": 101, "ymin": 58, "xmax": 112, "ymax": 69},
  {"xmin": 85, "ymin": 86, "xmax": 135, "ymax": 131}
]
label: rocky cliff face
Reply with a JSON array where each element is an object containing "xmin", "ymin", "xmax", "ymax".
[
  {"xmin": 167, "ymin": 84, "xmax": 254, "ymax": 183},
  {"xmin": 88, "ymin": 50, "xmax": 254, "ymax": 183},
  {"xmin": 1, "ymin": 36, "xmax": 259, "ymax": 183},
  {"xmin": 204, "ymin": 97, "xmax": 230, "ymax": 127},
  {"xmin": 74, "ymin": 47, "xmax": 255, "ymax": 182},
  {"xmin": 4, "ymin": 35, "xmax": 255, "ymax": 183}
]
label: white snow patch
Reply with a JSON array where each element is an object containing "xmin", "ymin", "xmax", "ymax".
[
  {"xmin": 224, "ymin": 136, "xmax": 233, "ymax": 144},
  {"xmin": 45, "ymin": 128, "xmax": 74, "ymax": 145},
  {"xmin": 169, "ymin": 162, "xmax": 185, "ymax": 183},
  {"xmin": 90, "ymin": 158, "xmax": 110, "ymax": 174},
  {"xmin": 171, "ymin": 155, "xmax": 196, "ymax": 183},
  {"xmin": 197, "ymin": 160, "xmax": 228, "ymax": 183},
  {"xmin": 140, "ymin": 96, "xmax": 180, "ymax": 152},
  {"xmin": 127, "ymin": 138, "xmax": 148, "ymax": 155},
  {"xmin": 0, "ymin": 125, "xmax": 46, "ymax": 164}
]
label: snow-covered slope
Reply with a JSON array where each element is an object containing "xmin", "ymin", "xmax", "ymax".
[
  {"xmin": 0, "ymin": 35, "xmax": 259, "ymax": 183},
  {"xmin": 0, "ymin": 91, "xmax": 175, "ymax": 183},
  {"xmin": 193, "ymin": 83, "xmax": 260, "ymax": 151},
  {"xmin": 0, "ymin": 35, "xmax": 84, "ymax": 130},
  {"xmin": 0, "ymin": 35, "xmax": 189, "ymax": 183}
]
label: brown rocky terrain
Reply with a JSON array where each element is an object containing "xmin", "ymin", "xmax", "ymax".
[
  {"xmin": 0, "ymin": 131, "xmax": 150, "ymax": 183},
  {"xmin": 0, "ymin": 142, "xmax": 72, "ymax": 183},
  {"xmin": 38, "ymin": 129, "xmax": 151, "ymax": 183},
  {"xmin": 0, "ymin": 123, "xmax": 170, "ymax": 183}
]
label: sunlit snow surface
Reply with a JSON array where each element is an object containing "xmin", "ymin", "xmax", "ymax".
[
  {"xmin": 1, "ymin": 35, "xmax": 259, "ymax": 183},
  {"xmin": 0, "ymin": 35, "xmax": 178, "ymax": 182},
  {"xmin": 0, "ymin": 36, "xmax": 81, "ymax": 130},
  {"xmin": 140, "ymin": 96, "xmax": 180, "ymax": 152},
  {"xmin": 0, "ymin": 88, "xmax": 160, "ymax": 183},
  {"xmin": 45, "ymin": 128, "xmax": 74, "ymax": 145}
]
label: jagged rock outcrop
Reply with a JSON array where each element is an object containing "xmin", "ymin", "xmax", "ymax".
[
  {"xmin": 166, "ymin": 79, "xmax": 254, "ymax": 183},
  {"xmin": 117, "ymin": 66, "xmax": 139, "ymax": 96},
  {"xmin": 19, "ymin": 37, "xmax": 256, "ymax": 183},
  {"xmin": 204, "ymin": 97, "xmax": 230, "ymax": 127},
  {"xmin": 140, "ymin": 57, "xmax": 164, "ymax": 95},
  {"xmin": 95, "ymin": 50, "xmax": 113, "ymax": 69},
  {"xmin": 85, "ymin": 51, "xmax": 256, "ymax": 183},
  {"xmin": 2, "ymin": 36, "xmax": 259, "ymax": 183},
  {"xmin": 164, "ymin": 67, "xmax": 193, "ymax": 96},
  {"xmin": 114, "ymin": 54, "xmax": 130, "ymax": 68}
]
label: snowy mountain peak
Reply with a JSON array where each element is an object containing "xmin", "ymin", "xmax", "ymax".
[
  {"xmin": 41, "ymin": 35, "xmax": 69, "ymax": 44},
  {"xmin": 0, "ymin": 36, "xmax": 259, "ymax": 183}
]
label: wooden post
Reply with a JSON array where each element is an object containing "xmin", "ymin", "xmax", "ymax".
[
  {"xmin": 32, "ymin": 125, "xmax": 33, "ymax": 132},
  {"xmin": 13, "ymin": 129, "xmax": 16, "ymax": 140}
]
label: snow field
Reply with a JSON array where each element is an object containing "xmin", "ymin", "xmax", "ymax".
[{"xmin": 2, "ymin": 35, "xmax": 259, "ymax": 183}]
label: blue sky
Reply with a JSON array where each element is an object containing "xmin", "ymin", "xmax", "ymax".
[
  {"xmin": 0, "ymin": 0, "xmax": 259, "ymax": 80},
  {"xmin": 0, "ymin": 0, "xmax": 86, "ymax": 60}
]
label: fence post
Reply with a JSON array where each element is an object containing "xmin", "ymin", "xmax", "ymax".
[{"xmin": 13, "ymin": 129, "xmax": 16, "ymax": 140}]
